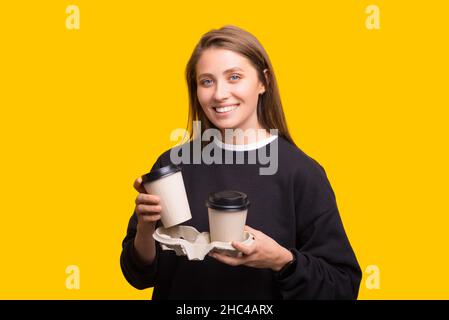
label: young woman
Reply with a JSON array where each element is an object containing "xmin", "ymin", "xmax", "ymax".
[{"xmin": 120, "ymin": 25, "xmax": 362, "ymax": 299}]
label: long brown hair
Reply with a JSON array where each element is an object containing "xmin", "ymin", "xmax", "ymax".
[{"xmin": 184, "ymin": 25, "xmax": 296, "ymax": 147}]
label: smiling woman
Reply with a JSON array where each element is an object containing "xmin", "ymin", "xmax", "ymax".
[
  {"xmin": 120, "ymin": 25, "xmax": 362, "ymax": 300},
  {"xmin": 195, "ymin": 49, "xmax": 266, "ymax": 135},
  {"xmin": 184, "ymin": 25, "xmax": 295, "ymax": 147}
]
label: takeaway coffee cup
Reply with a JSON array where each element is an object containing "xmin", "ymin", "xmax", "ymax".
[
  {"xmin": 141, "ymin": 164, "xmax": 192, "ymax": 228},
  {"xmin": 206, "ymin": 190, "xmax": 250, "ymax": 242}
]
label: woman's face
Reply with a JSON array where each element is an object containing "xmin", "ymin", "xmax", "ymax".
[{"xmin": 196, "ymin": 48, "xmax": 266, "ymax": 134}]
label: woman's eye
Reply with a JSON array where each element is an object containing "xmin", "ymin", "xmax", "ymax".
[
  {"xmin": 200, "ymin": 75, "xmax": 240, "ymax": 86},
  {"xmin": 200, "ymin": 79, "xmax": 212, "ymax": 86}
]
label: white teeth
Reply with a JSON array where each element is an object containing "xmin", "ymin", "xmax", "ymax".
[{"xmin": 214, "ymin": 104, "xmax": 239, "ymax": 113}]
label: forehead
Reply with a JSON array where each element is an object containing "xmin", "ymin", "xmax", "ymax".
[{"xmin": 196, "ymin": 48, "xmax": 255, "ymax": 75}]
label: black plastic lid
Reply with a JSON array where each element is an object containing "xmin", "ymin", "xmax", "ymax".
[
  {"xmin": 141, "ymin": 164, "xmax": 181, "ymax": 184},
  {"xmin": 205, "ymin": 190, "xmax": 250, "ymax": 212}
]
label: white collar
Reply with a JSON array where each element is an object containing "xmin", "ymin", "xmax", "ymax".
[{"xmin": 214, "ymin": 135, "xmax": 278, "ymax": 151}]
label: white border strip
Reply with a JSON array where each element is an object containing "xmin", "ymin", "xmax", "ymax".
[{"xmin": 214, "ymin": 135, "xmax": 278, "ymax": 151}]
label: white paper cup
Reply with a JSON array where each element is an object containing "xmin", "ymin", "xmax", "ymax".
[
  {"xmin": 141, "ymin": 164, "xmax": 192, "ymax": 228},
  {"xmin": 206, "ymin": 191, "xmax": 250, "ymax": 242}
]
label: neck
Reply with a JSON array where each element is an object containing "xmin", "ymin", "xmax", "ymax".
[{"xmin": 220, "ymin": 127, "xmax": 271, "ymax": 145}]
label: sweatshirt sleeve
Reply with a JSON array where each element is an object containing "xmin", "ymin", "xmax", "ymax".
[
  {"xmin": 276, "ymin": 160, "xmax": 362, "ymax": 299},
  {"xmin": 120, "ymin": 156, "xmax": 163, "ymax": 290}
]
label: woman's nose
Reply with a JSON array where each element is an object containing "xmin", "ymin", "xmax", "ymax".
[{"xmin": 213, "ymin": 81, "xmax": 231, "ymax": 100}]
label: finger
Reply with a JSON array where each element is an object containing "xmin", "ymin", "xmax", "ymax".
[
  {"xmin": 133, "ymin": 177, "xmax": 147, "ymax": 193},
  {"xmin": 244, "ymin": 225, "xmax": 260, "ymax": 238},
  {"xmin": 136, "ymin": 204, "xmax": 162, "ymax": 214},
  {"xmin": 141, "ymin": 214, "xmax": 161, "ymax": 222},
  {"xmin": 135, "ymin": 193, "xmax": 160, "ymax": 205},
  {"xmin": 231, "ymin": 241, "xmax": 256, "ymax": 255}
]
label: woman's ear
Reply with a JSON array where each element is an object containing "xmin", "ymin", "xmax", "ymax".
[{"xmin": 260, "ymin": 69, "xmax": 269, "ymax": 94}]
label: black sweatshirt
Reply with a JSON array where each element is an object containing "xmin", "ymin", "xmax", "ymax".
[{"xmin": 120, "ymin": 136, "xmax": 362, "ymax": 299}]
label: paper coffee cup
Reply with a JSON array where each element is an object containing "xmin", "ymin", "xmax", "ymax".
[
  {"xmin": 206, "ymin": 190, "xmax": 250, "ymax": 242},
  {"xmin": 141, "ymin": 164, "xmax": 192, "ymax": 228}
]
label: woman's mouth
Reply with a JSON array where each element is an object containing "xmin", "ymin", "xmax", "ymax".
[{"xmin": 213, "ymin": 104, "xmax": 240, "ymax": 115}]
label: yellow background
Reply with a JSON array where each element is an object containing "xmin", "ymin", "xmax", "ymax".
[{"xmin": 1, "ymin": 0, "xmax": 448, "ymax": 299}]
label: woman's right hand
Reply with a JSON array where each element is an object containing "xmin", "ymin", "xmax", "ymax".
[{"xmin": 134, "ymin": 177, "xmax": 162, "ymax": 229}]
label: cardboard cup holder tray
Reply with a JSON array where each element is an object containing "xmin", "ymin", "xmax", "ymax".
[{"xmin": 153, "ymin": 225, "xmax": 255, "ymax": 261}]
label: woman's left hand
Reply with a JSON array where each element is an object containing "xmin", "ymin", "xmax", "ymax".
[{"xmin": 209, "ymin": 225, "xmax": 294, "ymax": 271}]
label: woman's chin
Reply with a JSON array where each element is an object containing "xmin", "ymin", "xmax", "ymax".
[{"xmin": 212, "ymin": 119, "xmax": 239, "ymax": 132}]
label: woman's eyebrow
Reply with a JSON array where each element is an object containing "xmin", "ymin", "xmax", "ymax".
[{"xmin": 198, "ymin": 67, "xmax": 244, "ymax": 78}]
